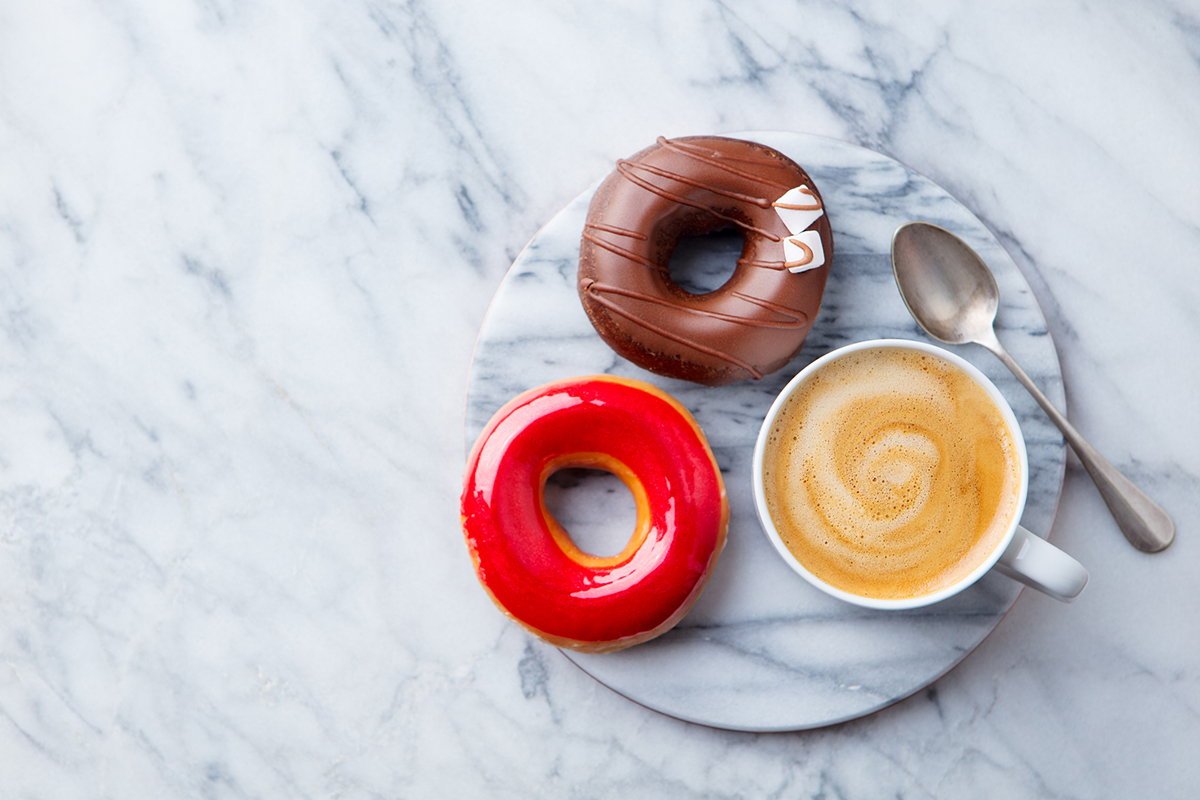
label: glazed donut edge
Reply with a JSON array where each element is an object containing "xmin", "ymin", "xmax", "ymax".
[{"xmin": 461, "ymin": 375, "xmax": 729, "ymax": 654}]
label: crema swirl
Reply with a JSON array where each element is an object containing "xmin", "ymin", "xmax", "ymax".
[{"xmin": 761, "ymin": 347, "xmax": 1022, "ymax": 600}]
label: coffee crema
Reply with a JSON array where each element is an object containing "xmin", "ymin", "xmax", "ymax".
[{"xmin": 761, "ymin": 347, "xmax": 1022, "ymax": 600}]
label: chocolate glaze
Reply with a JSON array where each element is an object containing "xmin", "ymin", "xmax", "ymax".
[{"xmin": 578, "ymin": 135, "xmax": 833, "ymax": 386}]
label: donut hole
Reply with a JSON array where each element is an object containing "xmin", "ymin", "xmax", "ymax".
[
  {"xmin": 544, "ymin": 467, "xmax": 638, "ymax": 558},
  {"xmin": 668, "ymin": 227, "xmax": 744, "ymax": 295}
]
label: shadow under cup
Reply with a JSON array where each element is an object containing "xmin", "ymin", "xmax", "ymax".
[{"xmin": 752, "ymin": 338, "xmax": 1031, "ymax": 610}]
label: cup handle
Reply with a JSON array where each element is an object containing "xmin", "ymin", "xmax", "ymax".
[{"xmin": 992, "ymin": 526, "xmax": 1089, "ymax": 602}]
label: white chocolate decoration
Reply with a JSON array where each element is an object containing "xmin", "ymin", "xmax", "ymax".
[
  {"xmin": 772, "ymin": 185, "xmax": 825, "ymax": 235},
  {"xmin": 783, "ymin": 229, "xmax": 826, "ymax": 273}
]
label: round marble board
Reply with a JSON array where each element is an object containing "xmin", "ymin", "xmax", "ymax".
[{"xmin": 463, "ymin": 132, "xmax": 1066, "ymax": 732}]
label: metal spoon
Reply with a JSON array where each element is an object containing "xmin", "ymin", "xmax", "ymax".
[{"xmin": 891, "ymin": 221, "xmax": 1174, "ymax": 553}]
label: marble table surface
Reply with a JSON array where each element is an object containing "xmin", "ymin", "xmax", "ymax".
[{"xmin": 2, "ymin": 0, "xmax": 1197, "ymax": 797}]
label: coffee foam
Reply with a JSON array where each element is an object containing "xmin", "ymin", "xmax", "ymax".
[{"xmin": 762, "ymin": 348, "xmax": 1021, "ymax": 600}]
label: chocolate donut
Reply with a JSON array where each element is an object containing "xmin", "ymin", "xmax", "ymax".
[{"xmin": 578, "ymin": 135, "xmax": 833, "ymax": 386}]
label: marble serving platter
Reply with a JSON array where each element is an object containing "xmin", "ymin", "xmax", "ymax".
[{"xmin": 463, "ymin": 132, "xmax": 1067, "ymax": 732}]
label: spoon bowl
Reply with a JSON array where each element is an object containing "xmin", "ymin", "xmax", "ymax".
[
  {"xmin": 892, "ymin": 223, "xmax": 999, "ymax": 345},
  {"xmin": 891, "ymin": 221, "xmax": 1174, "ymax": 553}
]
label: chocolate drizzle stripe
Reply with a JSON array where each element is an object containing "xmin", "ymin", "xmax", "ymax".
[
  {"xmin": 584, "ymin": 222, "xmax": 648, "ymax": 241},
  {"xmin": 615, "ymin": 161, "xmax": 783, "ymax": 242},
  {"xmin": 728, "ymin": 291, "xmax": 810, "ymax": 324},
  {"xmin": 584, "ymin": 282, "xmax": 764, "ymax": 378},
  {"xmin": 737, "ymin": 257, "xmax": 789, "ymax": 271},
  {"xmin": 658, "ymin": 137, "xmax": 794, "ymax": 190},
  {"xmin": 582, "ymin": 230, "xmax": 667, "ymax": 271},
  {"xmin": 586, "ymin": 281, "xmax": 806, "ymax": 329},
  {"xmin": 621, "ymin": 159, "xmax": 772, "ymax": 208}
]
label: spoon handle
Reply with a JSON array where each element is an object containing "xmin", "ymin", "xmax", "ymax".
[{"xmin": 977, "ymin": 331, "xmax": 1175, "ymax": 553}]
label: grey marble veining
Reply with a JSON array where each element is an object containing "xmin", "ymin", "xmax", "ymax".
[
  {"xmin": 465, "ymin": 133, "xmax": 1066, "ymax": 731},
  {"xmin": 1, "ymin": 0, "xmax": 1198, "ymax": 797}
]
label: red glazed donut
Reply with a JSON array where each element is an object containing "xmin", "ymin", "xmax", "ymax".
[{"xmin": 461, "ymin": 375, "xmax": 729, "ymax": 653}]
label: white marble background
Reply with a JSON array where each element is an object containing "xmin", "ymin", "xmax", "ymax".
[{"xmin": 1, "ymin": 0, "xmax": 1197, "ymax": 797}]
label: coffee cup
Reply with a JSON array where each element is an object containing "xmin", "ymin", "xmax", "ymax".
[{"xmin": 752, "ymin": 339, "xmax": 1088, "ymax": 609}]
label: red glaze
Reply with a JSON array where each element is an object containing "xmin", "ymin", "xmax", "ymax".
[{"xmin": 461, "ymin": 375, "xmax": 729, "ymax": 653}]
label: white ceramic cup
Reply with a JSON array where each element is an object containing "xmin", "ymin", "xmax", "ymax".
[{"xmin": 752, "ymin": 339, "xmax": 1088, "ymax": 609}]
